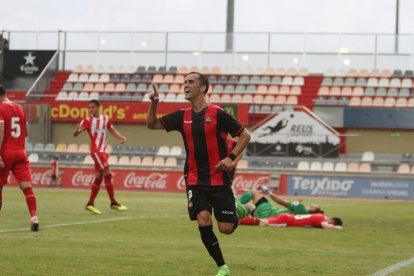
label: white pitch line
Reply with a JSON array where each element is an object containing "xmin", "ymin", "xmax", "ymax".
[
  {"xmin": 1, "ymin": 218, "xmax": 412, "ymax": 262},
  {"xmin": 0, "ymin": 215, "xmax": 186, "ymax": 233},
  {"xmin": 372, "ymin": 257, "xmax": 414, "ymax": 276}
]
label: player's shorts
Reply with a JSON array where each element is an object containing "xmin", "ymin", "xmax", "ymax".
[
  {"xmin": 0, "ymin": 150, "xmax": 32, "ymax": 185},
  {"xmin": 186, "ymin": 186, "xmax": 238, "ymax": 223},
  {"xmin": 51, "ymin": 175, "xmax": 57, "ymax": 181},
  {"xmin": 253, "ymin": 197, "xmax": 283, "ymax": 218},
  {"xmin": 90, "ymin": 151, "xmax": 109, "ymax": 172}
]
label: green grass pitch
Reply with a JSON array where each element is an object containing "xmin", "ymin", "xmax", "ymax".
[{"xmin": 0, "ymin": 187, "xmax": 413, "ymax": 275}]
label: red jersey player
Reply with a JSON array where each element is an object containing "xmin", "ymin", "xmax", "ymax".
[
  {"xmin": 0, "ymin": 85, "xmax": 39, "ymax": 231},
  {"xmin": 73, "ymin": 99, "xmax": 127, "ymax": 215},
  {"xmin": 50, "ymin": 155, "xmax": 59, "ymax": 187},
  {"xmin": 240, "ymin": 213, "xmax": 343, "ymax": 230}
]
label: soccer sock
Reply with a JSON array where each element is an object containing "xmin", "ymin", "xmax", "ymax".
[
  {"xmin": 0, "ymin": 186, "xmax": 3, "ymax": 210},
  {"xmin": 88, "ymin": 178, "xmax": 102, "ymax": 205},
  {"xmin": 239, "ymin": 216, "xmax": 261, "ymax": 225},
  {"xmin": 198, "ymin": 225, "xmax": 225, "ymax": 267},
  {"xmin": 104, "ymin": 174, "xmax": 116, "ymax": 204},
  {"xmin": 22, "ymin": 187, "xmax": 37, "ymax": 217},
  {"xmin": 238, "ymin": 191, "xmax": 253, "ymax": 204}
]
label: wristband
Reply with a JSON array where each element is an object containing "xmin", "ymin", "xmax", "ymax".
[{"xmin": 228, "ymin": 153, "xmax": 237, "ymax": 161}]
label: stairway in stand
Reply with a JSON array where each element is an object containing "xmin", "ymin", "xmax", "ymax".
[
  {"xmin": 298, "ymin": 75, "xmax": 323, "ymax": 109},
  {"xmin": 42, "ymin": 71, "xmax": 71, "ymax": 101}
]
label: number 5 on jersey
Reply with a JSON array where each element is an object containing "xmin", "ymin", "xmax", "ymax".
[{"xmin": 11, "ymin": 117, "xmax": 21, "ymax": 138}]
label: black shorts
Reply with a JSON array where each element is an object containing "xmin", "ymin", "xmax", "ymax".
[
  {"xmin": 186, "ymin": 186, "xmax": 237, "ymax": 223},
  {"xmin": 251, "ymin": 197, "xmax": 269, "ymax": 216},
  {"xmin": 51, "ymin": 175, "xmax": 57, "ymax": 181}
]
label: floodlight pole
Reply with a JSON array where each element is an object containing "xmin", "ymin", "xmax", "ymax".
[
  {"xmin": 225, "ymin": 0, "xmax": 234, "ymax": 52},
  {"xmin": 395, "ymin": 0, "xmax": 399, "ymax": 53}
]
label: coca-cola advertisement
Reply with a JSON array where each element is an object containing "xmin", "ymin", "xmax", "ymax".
[{"xmin": 8, "ymin": 166, "xmax": 270, "ymax": 193}]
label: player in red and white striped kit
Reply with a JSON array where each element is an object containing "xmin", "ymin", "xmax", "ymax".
[
  {"xmin": 74, "ymin": 100, "xmax": 127, "ymax": 215},
  {"xmin": 50, "ymin": 155, "xmax": 59, "ymax": 187},
  {"xmin": 0, "ymin": 85, "xmax": 39, "ymax": 231}
]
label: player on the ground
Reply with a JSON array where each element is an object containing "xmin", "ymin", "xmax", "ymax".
[
  {"xmin": 240, "ymin": 213, "xmax": 343, "ymax": 229},
  {"xmin": 0, "ymin": 85, "xmax": 39, "ymax": 231},
  {"xmin": 238, "ymin": 185, "xmax": 323, "ymax": 218},
  {"xmin": 147, "ymin": 72, "xmax": 250, "ymax": 276},
  {"xmin": 73, "ymin": 99, "xmax": 127, "ymax": 215}
]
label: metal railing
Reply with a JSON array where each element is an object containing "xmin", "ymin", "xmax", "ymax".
[{"xmin": 26, "ymin": 50, "xmax": 59, "ymax": 100}]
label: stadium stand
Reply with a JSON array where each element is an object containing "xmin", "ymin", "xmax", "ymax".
[
  {"xmin": 130, "ymin": 156, "xmax": 141, "ymax": 165},
  {"xmin": 83, "ymin": 155, "xmax": 94, "ymax": 164},
  {"xmin": 33, "ymin": 143, "xmax": 45, "ymax": 151},
  {"xmin": 118, "ymin": 156, "xmax": 130, "ymax": 165},
  {"xmin": 29, "ymin": 63, "xmax": 413, "ymax": 177},
  {"xmin": 52, "ymin": 65, "xmax": 318, "ymax": 110},
  {"xmin": 108, "ymin": 156, "xmax": 118, "ymax": 165},
  {"xmin": 165, "ymin": 157, "xmax": 177, "ymax": 167},
  {"xmin": 169, "ymin": 146, "xmax": 183, "ymax": 156},
  {"xmin": 28, "ymin": 153, "xmax": 39, "ymax": 163},
  {"xmin": 297, "ymin": 161, "xmax": 310, "ymax": 170},
  {"xmin": 141, "ymin": 156, "xmax": 154, "ymax": 166},
  {"xmin": 361, "ymin": 151, "xmax": 375, "ymax": 162},
  {"xmin": 347, "ymin": 162, "xmax": 360, "ymax": 172},
  {"xmin": 322, "ymin": 161, "xmax": 335, "ymax": 171}
]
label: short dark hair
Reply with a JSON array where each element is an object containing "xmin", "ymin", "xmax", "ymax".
[
  {"xmin": 88, "ymin": 99, "xmax": 100, "ymax": 107},
  {"xmin": 311, "ymin": 208, "xmax": 324, "ymax": 214},
  {"xmin": 0, "ymin": 85, "xmax": 6, "ymax": 97},
  {"xmin": 331, "ymin": 217, "xmax": 343, "ymax": 226},
  {"xmin": 188, "ymin": 71, "xmax": 209, "ymax": 93}
]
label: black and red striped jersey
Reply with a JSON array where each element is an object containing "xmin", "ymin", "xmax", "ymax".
[{"xmin": 160, "ymin": 104, "xmax": 244, "ymax": 187}]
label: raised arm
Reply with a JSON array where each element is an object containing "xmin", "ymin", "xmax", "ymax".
[
  {"xmin": 73, "ymin": 122, "xmax": 85, "ymax": 137},
  {"xmin": 108, "ymin": 126, "xmax": 127, "ymax": 144},
  {"xmin": 321, "ymin": 221, "xmax": 343, "ymax": 230},
  {"xmin": 268, "ymin": 193, "xmax": 290, "ymax": 208},
  {"xmin": 256, "ymin": 185, "xmax": 290, "ymax": 207},
  {"xmin": 146, "ymin": 84, "xmax": 164, "ymax": 130}
]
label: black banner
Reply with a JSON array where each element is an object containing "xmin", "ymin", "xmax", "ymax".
[{"xmin": 3, "ymin": 50, "xmax": 56, "ymax": 77}]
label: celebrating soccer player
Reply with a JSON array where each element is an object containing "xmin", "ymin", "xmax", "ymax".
[{"xmin": 147, "ymin": 72, "xmax": 250, "ymax": 276}]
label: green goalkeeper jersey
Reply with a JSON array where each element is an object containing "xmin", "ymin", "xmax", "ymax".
[
  {"xmin": 253, "ymin": 200, "xmax": 309, "ymax": 219},
  {"xmin": 286, "ymin": 201, "xmax": 309, "ymax": 215}
]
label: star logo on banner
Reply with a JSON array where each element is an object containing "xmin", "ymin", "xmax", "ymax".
[{"xmin": 24, "ymin": 52, "xmax": 36, "ymax": 66}]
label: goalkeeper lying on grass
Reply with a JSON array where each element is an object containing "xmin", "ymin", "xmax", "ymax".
[
  {"xmin": 237, "ymin": 186, "xmax": 324, "ymax": 219},
  {"xmin": 240, "ymin": 213, "xmax": 343, "ymax": 230}
]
